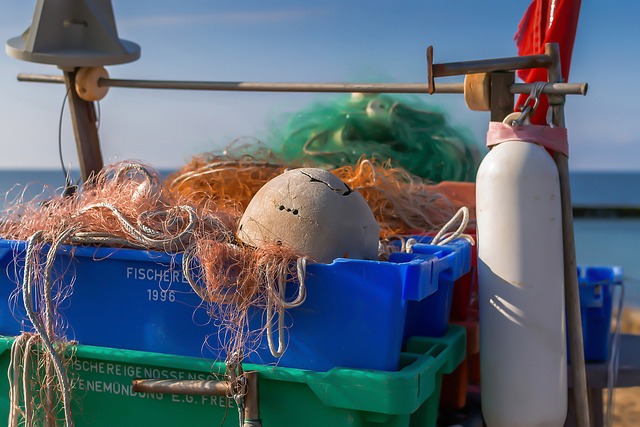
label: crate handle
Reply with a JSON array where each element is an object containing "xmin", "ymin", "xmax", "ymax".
[{"xmin": 132, "ymin": 371, "xmax": 261, "ymax": 427}]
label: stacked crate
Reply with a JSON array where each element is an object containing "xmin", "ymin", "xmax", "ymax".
[{"xmin": 0, "ymin": 236, "xmax": 472, "ymax": 426}]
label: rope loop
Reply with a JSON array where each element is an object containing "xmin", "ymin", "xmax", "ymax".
[{"xmin": 431, "ymin": 206, "xmax": 475, "ymax": 246}]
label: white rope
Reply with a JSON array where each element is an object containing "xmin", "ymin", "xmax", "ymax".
[
  {"xmin": 43, "ymin": 227, "xmax": 78, "ymax": 337},
  {"xmin": 181, "ymin": 245, "xmax": 209, "ymax": 301},
  {"xmin": 378, "ymin": 235, "xmax": 420, "ymax": 257},
  {"xmin": 75, "ymin": 163, "xmax": 206, "ymax": 251},
  {"xmin": 183, "ymin": 246, "xmax": 309, "ymax": 360},
  {"xmin": 405, "ymin": 238, "xmax": 418, "ymax": 254},
  {"xmin": 8, "ymin": 333, "xmax": 30, "ymax": 427},
  {"xmin": 77, "ymin": 202, "xmax": 197, "ymax": 251},
  {"xmin": 22, "ymin": 335, "xmax": 41, "ymax": 426},
  {"xmin": 265, "ymin": 278, "xmax": 286, "ymax": 358},
  {"xmin": 113, "ymin": 162, "xmax": 159, "ymax": 185},
  {"xmin": 430, "ymin": 206, "xmax": 475, "ymax": 247},
  {"xmin": 265, "ymin": 257, "xmax": 308, "ymax": 358},
  {"xmin": 22, "ymin": 231, "xmax": 74, "ymax": 427},
  {"xmin": 70, "ymin": 232, "xmax": 148, "ymax": 249},
  {"xmin": 21, "ymin": 334, "xmax": 40, "ymax": 427},
  {"xmin": 269, "ymin": 258, "xmax": 307, "ymax": 310}
]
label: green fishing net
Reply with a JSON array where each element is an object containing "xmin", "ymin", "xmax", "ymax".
[{"xmin": 267, "ymin": 93, "xmax": 483, "ymax": 182}]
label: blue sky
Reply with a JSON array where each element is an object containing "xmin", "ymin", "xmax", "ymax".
[{"xmin": 0, "ymin": 1, "xmax": 638, "ymax": 171}]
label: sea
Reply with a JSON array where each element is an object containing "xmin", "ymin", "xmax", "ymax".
[{"xmin": 0, "ymin": 169, "xmax": 638, "ymax": 307}]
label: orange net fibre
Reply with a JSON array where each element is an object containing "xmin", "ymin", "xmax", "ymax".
[
  {"xmin": 331, "ymin": 157, "xmax": 457, "ymax": 238},
  {"xmin": 167, "ymin": 154, "xmax": 287, "ymax": 212},
  {"xmin": 168, "ymin": 154, "xmax": 460, "ymax": 239}
]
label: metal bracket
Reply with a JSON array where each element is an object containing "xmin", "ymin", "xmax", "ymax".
[{"xmin": 132, "ymin": 368, "xmax": 261, "ymax": 427}]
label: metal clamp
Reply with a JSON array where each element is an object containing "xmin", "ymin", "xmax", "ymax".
[
  {"xmin": 132, "ymin": 358, "xmax": 261, "ymax": 427},
  {"xmin": 513, "ymin": 82, "xmax": 548, "ymax": 126}
]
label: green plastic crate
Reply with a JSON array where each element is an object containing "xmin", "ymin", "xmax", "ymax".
[{"xmin": 0, "ymin": 326, "xmax": 465, "ymax": 427}]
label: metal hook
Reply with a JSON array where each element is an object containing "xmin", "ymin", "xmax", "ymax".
[{"xmin": 513, "ymin": 81, "xmax": 548, "ymax": 126}]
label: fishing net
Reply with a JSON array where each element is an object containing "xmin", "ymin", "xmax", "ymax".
[
  {"xmin": 8, "ymin": 333, "xmax": 76, "ymax": 427},
  {"xmin": 169, "ymin": 150, "xmax": 460, "ymax": 238},
  {"xmin": 0, "ymin": 161, "xmax": 305, "ymax": 426},
  {"xmin": 266, "ymin": 93, "xmax": 483, "ymax": 182},
  {"xmin": 331, "ymin": 157, "xmax": 457, "ymax": 238},
  {"xmin": 167, "ymin": 141, "xmax": 287, "ymax": 212},
  {"xmin": 1, "ymin": 153, "xmax": 472, "ymax": 426}
]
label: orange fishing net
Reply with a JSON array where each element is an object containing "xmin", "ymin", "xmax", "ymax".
[
  {"xmin": 167, "ymin": 153, "xmax": 286, "ymax": 212},
  {"xmin": 168, "ymin": 154, "xmax": 459, "ymax": 238},
  {"xmin": 331, "ymin": 157, "xmax": 457, "ymax": 237}
]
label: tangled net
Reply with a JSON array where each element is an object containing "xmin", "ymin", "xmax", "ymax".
[
  {"xmin": 266, "ymin": 93, "xmax": 483, "ymax": 182},
  {"xmin": 331, "ymin": 157, "xmax": 457, "ymax": 237},
  {"xmin": 168, "ymin": 153, "xmax": 286, "ymax": 212},
  {"xmin": 8, "ymin": 333, "xmax": 76, "ymax": 427},
  {"xmin": 1, "ymin": 152, "xmax": 471, "ymax": 426},
  {"xmin": 169, "ymin": 152, "xmax": 459, "ymax": 238},
  {"xmin": 1, "ymin": 161, "xmax": 306, "ymax": 426}
]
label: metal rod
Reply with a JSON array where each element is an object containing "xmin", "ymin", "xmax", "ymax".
[
  {"xmin": 132, "ymin": 378, "xmax": 232, "ymax": 396},
  {"xmin": 431, "ymin": 52, "xmax": 552, "ymax": 77},
  {"xmin": 104, "ymin": 79, "xmax": 464, "ymax": 93},
  {"xmin": 517, "ymin": 82, "xmax": 587, "ymax": 96},
  {"xmin": 546, "ymin": 42, "xmax": 591, "ymax": 427},
  {"xmin": 16, "ymin": 73, "xmax": 587, "ymax": 95}
]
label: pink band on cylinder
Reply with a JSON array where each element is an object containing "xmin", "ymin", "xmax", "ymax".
[{"xmin": 487, "ymin": 122, "xmax": 569, "ymax": 157}]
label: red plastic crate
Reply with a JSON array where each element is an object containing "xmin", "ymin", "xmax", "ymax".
[
  {"xmin": 440, "ymin": 320, "xmax": 480, "ymax": 410},
  {"xmin": 449, "ymin": 232, "xmax": 477, "ymax": 322}
]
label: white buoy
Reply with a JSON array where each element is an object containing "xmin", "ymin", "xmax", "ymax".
[
  {"xmin": 237, "ymin": 168, "xmax": 379, "ymax": 264},
  {"xmin": 476, "ymin": 118, "xmax": 567, "ymax": 427}
]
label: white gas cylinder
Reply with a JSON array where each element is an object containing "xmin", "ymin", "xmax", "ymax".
[{"xmin": 476, "ymin": 129, "xmax": 567, "ymax": 426}]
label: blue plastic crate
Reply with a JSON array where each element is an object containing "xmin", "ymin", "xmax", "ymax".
[
  {"xmin": 0, "ymin": 238, "xmax": 463, "ymax": 372},
  {"xmin": 577, "ymin": 266, "xmax": 623, "ymax": 362},
  {"xmin": 398, "ymin": 236, "xmax": 472, "ymax": 341}
]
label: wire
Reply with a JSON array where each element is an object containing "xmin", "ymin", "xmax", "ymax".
[
  {"xmin": 96, "ymin": 101, "xmax": 101, "ymax": 131},
  {"xmin": 58, "ymin": 88, "xmax": 76, "ymax": 194}
]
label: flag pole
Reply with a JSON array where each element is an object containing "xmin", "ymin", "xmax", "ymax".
[{"xmin": 546, "ymin": 42, "xmax": 591, "ymax": 427}]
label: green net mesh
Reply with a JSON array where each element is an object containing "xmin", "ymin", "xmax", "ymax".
[{"xmin": 267, "ymin": 93, "xmax": 483, "ymax": 182}]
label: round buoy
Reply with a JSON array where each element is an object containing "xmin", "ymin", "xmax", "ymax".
[
  {"xmin": 238, "ymin": 168, "xmax": 379, "ymax": 263},
  {"xmin": 75, "ymin": 67, "xmax": 109, "ymax": 101},
  {"xmin": 464, "ymin": 73, "xmax": 491, "ymax": 111}
]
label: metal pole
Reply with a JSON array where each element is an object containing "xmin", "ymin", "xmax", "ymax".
[
  {"xmin": 104, "ymin": 79, "xmax": 462, "ymax": 94},
  {"xmin": 16, "ymin": 73, "xmax": 588, "ymax": 96},
  {"xmin": 243, "ymin": 371, "xmax": 261, "ymax": 427},
  {"xmin": 431, "ymin": 53, "xmax": 552, "ymax": 77},
  {"xmin": 132, "ymin": 372, "xmax": 261, "ymax": 427},
  {"xmin": 546, "ymin": 42, "xmax": 591, "ymax": 427},
  {"xmin": 132, "ymin": 378, "xmax": 232, "ymax": 396}
]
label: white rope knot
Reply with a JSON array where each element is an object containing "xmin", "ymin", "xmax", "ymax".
[{"xmin": 431, "ymin": 206, "xmax": 475, "ymax": 247}]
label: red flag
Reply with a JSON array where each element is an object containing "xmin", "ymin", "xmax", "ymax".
[{"xmin": 514, "ymin": 0, "xmax": 581, "ymax": 124}]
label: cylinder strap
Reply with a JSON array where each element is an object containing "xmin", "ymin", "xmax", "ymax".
[{"xmin": 487, "ymin": 122, "xmax": 569, "ymax": 157}]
